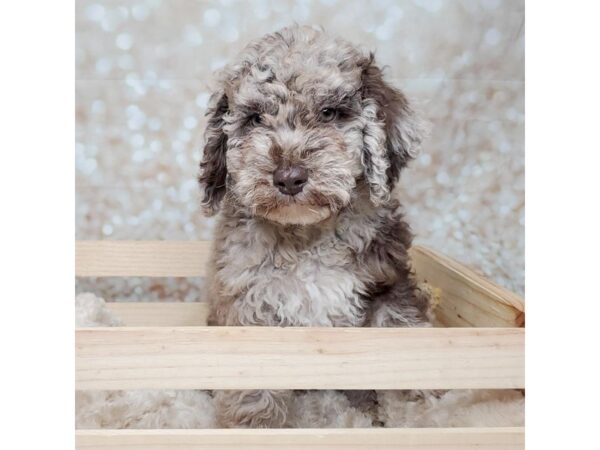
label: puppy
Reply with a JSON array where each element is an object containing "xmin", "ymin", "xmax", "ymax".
[{"xmin": 198, "ymin": 25, "xmax": 432, "ymax": 428}]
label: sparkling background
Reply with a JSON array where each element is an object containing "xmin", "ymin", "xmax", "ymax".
[{"xmin": 76, "ymin": 0, "xmax": 524, "ymax": 301}]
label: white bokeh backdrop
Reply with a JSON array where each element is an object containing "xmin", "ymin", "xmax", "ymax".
[{"xmin": 76, "ymin": 0, "xmax": 524, "ymax": 300}]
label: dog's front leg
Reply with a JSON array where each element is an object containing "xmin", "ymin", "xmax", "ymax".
[
  {"xmin": 213, "ymin": 389, "xmax": 293, "ymax": 428},
  {"xmin": 367, "ymin": 278, "xmax": 445, "ymax": 420},
  {"xmin": 208, "ymin": 295, "xmax": 294, "ymax": 428}
]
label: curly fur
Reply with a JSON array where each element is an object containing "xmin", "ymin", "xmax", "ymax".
[{"xmin": 198, "ymin": 25, "xmax": 435, "ymax": 428}]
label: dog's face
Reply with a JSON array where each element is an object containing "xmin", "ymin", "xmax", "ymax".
[
  {"xmin": 199, "ymin": 26, "xmax": 424, "ymax": 225},
  {"xmin": 222, "ymin": 64, "xmax": 367, "ymax": 225}
]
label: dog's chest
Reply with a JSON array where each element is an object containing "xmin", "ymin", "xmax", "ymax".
[{"xmin": 215, "ymin": 230, "xmax": 366, "ymax": 326}]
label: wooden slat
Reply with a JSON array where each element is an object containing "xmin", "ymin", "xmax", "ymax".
[
  {"xmin": 106, "ymin": 302, "xmax": 209, "ymax": 326},
  {"xmin": 75, "ymin": 241, "xmax": 210, "ymax": 277},
  {"xmin": 75, "ymin": 427, "xmax": 525, "ymax": 450},
  {"xmin": 76, "ymin": 327, "xmax": 524, "ymax": 390},
  {"xmin": 411, "ymin": 246, "xmax": 525, "ymax": 327}
]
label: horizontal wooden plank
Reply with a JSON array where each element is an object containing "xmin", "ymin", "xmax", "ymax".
[
  {"xmin": 76, "ymin": 327, "xmax": 524, "ymax": 390},
  {"xmin": 411, "ymin": 246, "xmax": 525, "ymax": 327},
  {"xmin": 106, "ymin": 302, "xmax": 209, "ymax": 326},
  {"xmin": 75, "ymin": 427, "xmax": 525, "ymax": 450},
  {"xmin": 75, "ymin": 241, "xmax": 210, "ymax": 277}
]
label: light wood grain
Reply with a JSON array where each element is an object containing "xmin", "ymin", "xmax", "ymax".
[
  {"xmin": 75, "ymin": 427, "xmax": 524, "ymax": 450},
  {"xmin": 76, "ymin": 326, "xmax": 524, "ymax": 390},
  {"xmin": 75, "ymin": 241, "xmax": 210, "ymax": 277},
  {"xmin": 411, "ymin": 246, "xmax": 525, "ymax": 327},
  {"xmin": 106, "ymin": 302, "xmax": 209, "ymax": 326}
]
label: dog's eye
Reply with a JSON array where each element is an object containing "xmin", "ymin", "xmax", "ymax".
[
  {"xmin": 248, "ymin": 113, "xmax": 263, "ymax": 127},
  {"xmin": 319, "ymin": 108, "xmax": 337, "ymax": 122}
]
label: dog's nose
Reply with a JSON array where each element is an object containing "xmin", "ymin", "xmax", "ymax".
[{"xmin": 273, "ymin": 165, "xmax": 308, "ymax": 196}]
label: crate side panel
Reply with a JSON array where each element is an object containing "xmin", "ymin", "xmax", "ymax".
[{"xmin": 76, "ymin": 327, "xmax": 525, "ymax": 390}]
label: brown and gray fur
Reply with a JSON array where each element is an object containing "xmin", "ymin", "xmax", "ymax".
[{"xmin": 198, "ymin": 25, "xmax": 432, "ymax": 428}]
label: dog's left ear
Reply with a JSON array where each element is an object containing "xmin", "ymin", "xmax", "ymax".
[
  {"xmin": 360, "ymin": 54, "xmax": 427, "ymax": 205},
  {"xmin": 198, "ymin": 92, "xmax": 229, "ymax": 215}
]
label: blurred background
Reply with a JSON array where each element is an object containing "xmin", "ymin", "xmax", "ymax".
[{"xmin": 76, "ymin": 0, "xmax": 524, "ymax": 301}]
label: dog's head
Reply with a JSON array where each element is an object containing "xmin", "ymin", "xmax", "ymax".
[{"xmin": 199, "ymin": 26, "xmax": 425, "ymax": 225}]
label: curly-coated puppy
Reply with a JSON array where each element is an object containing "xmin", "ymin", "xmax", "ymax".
[{"xmin": 198, "ymin": 25, "xmax": 432, "ymax": 428}]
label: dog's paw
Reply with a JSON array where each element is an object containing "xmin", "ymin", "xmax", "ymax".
[
  {"xmin": 214, "ymin": 390, "xmax": 292, "ymax": 428},
  {"xmin": 370, "ymin": 303, "xmax": 432, "ymax": 328}
]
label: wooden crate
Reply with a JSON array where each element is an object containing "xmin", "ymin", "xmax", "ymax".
[{"xmin": 75, "ymin": 241, "xmax": 525, "ymax": 449}]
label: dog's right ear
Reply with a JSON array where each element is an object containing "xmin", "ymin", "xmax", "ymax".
[{"xmin": 198, "ymin": 93, "xmax": 229, "ymax": 215}]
